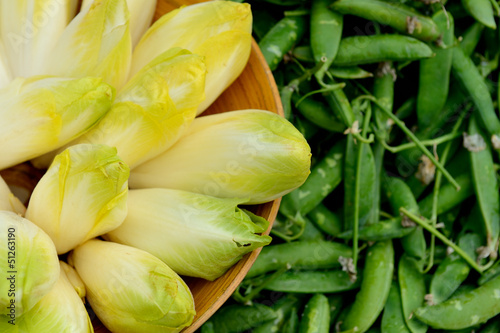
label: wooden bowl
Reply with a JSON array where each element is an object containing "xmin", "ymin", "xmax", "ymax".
[{"xmin": 1, "ymin": 0, "xmax": 282, "ymax": 331}]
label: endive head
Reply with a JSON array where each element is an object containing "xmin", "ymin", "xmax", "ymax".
[
  {"xmin": 105, "ymin": 188, "xmax": 272, "ymax": 280},
  {"xmin": 0, "ymin": 75, "xmax": 114, "ymax": 171},
  {"xmin": 82, "ymin": 0, "xmax": 156, "ymax": 46},
  {"xmin": 0, "ymin": 261, "xmax": 93, "ymax": 333},
  {"xmin": 69, "ymin": 239, "xmax": 195, "ymax": 333},
  {"xmin": 129, "ymin": 110, "xmax": 312, "ymax": 204},
  {"xmin": 25, "ymin": 143, "xmax": 129, "ymax": 254},
  {"xmin": 0, "ymin": 211, "xmax": 60, "ymax": 317},
  {"xmin": 0, "ymin": 175, "xmax": 26, "ymax": 215},
  {"xmin": 131, "ymin": 0, "xmax": 252, "ymax": 114},
  {"xmin": 0, "ymin": 0, "xmax": 78, "ymax": 78},
  {"xmin": 43, "ymin": 0, "xmax": 132, "ymax": 89},
  {"xmin": 74, "ymin": 47, "xmax": 206, "ymax": 168}
]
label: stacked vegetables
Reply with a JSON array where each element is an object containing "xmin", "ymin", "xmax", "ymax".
[
  {"xmin": 203, "ymin": 0, "xmax": 500, "ymax": 332},
  {"xmin": 0, "ymin": 1, "xmax": 312, "ymax": 332}
]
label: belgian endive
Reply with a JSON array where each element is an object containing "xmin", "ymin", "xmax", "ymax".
[
  {"xmin": 0, "ymin": 0, "xmax": 78, "ymax": 78},
  {"xmin": 82, "ymin": 0, "xmax": 156, "ymax": 46},
  {"xmin": 0, "ymin": 211, "xmax": 60, "ymax": 318},
  {"xmin": 0, "ymin": 261, "xmax": 93, "ymax": 332},
  {"xmin": 68, "ymin": 47, "xmax": 206, "ymax": 169},
  {"xmin": 69, "ymin": 239, "xmax": 195, "ymax": 333},
  {"xmin": 131, "ymin": 0, "xmax": 252, "ymax": 114},
  {"xmin": 0, "ymin": 76, "xmax": 114, "ymax": 171},
  {"xmin": 0, "ymin": 41, "xmax": 12, "ymax": 89},
  {"xmin": 105, "ymin": 188, "xmax": 272, "ymax": 280},
  {"xmin": 25, "ymin": 144, "xmax": 129, "ymax": 254},
  {"xmin": 42, "ymin": 0, "xmax": 132, "ymax": 89},
  {"xmin": 130, "ymin": 110, "xmax": 312, "ymax": 204},
  {"xmin": 0, "ymin": 175, "xmax": 25, "ymax": 215}
]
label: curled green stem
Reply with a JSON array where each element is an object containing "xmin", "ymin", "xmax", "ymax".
[
  {"xmin": 380, "ymin": 131, "xmax": 462, "ymax": 153},
  {"xmin": 359, "ymin": 95, "xmax": 460, "ymax": 190},
  {"xmin": 400, "ymin": 207, "xmax": 484, "ymax": 274}
]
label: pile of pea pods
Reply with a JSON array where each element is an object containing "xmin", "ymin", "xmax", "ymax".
[{"xmin": 200, "ymin": 0, "xmax": 500, "ymax": 332}]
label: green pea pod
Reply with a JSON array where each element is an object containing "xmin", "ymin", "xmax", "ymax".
[
  {"xmin": 310, "ymin": 0, "xmax": 343, "ymax": 82},
  {"xmin": 259, "ymin": 15, "xmax": 307, "ymax": 71},
  {"xmin": 299, "ymin": 216, "xmax": 326, "ymax": 241},
  {"xmin": 327, "ymin": 294, "xmax": 344, "ymax": 326},
  {"xmin": 418, "ymin": 173, "xmax": 474, "ymax": 218},
  {"xmin": 399, "ymin": 254, "xmax": 428, "ymax": 333},
  {"xmin": 298, "ymin": 294, "xmax": 331, "ymax": 333},
  {"xmin": 381, "ymin": 282, "xmax": 412, "ymax": 333},
  {"xmin": 246, "ymin": 240, "xmax": 353, "ymax": 278},
  {"xmin": 344, "ymin": 134, "xmax": 378, "ymax": 230},
  {"xmin": 330, "ymin": 0, "xmax": 440, "ymax": 41},
  {"xmin": 461, "ymin": 0, "xmax": 496, "ymax": 29},
  {"xmin": 333, "ymin": 35, "xmax": 434, "ymax": 66},
  {"xmin": 323, "ymin": 83, "xmax": 357, "ymax": 127},
  {"xmin": 384, "ymin": 176, "xmax": 419, "ymax": 215},
  {"xmin": 308, "ymin": 204, "xmax": 343, "ymax": 237},
  {"xmin": 253, "ymin": 294, "xmax": 305, "ymax": 333},
  {"xmin": 338, "ymin": 217, "xmax": 416, "ymax": 241},
  {"xmin": 397, "ymin": 83, "xmax": 469, "ymax": 178},
  {"xmin": 452, "ymin": 45, "xmax": 500, "ymax": 145},
  {"xmin": 373, "ymin": 61, "xmax": 395, "ymax": 141},
  {"xmin": 415, "ymin": 274, "xmax": 500, "ymax": 329},
  {"xmin": 383, "ymin": 176, "xmax": 426, "ymax": 260},
  {"xmin": 282, "ymin": 309, "xmax": 300, "ymax": 333},
  {"xmin": 263, "ymin": 269, "xmax": 360, "ymax": 293},
  {"xmin": 280, "ymin": 85, "xmax": 294, "ymax": 120},
  {"xmin": 469, "ymin": 115, "xmax": 500, "ymax": 259},
  {"xmin": 429, "ymin": 233, "xmax": 482, "ymax": 305},
  {"xmin": 205, "ymin": 303, "xmax": 277, "ymax": 333},
  {"xmin": 340, "ymin": 241, "xmax": 394, "ymax": 333},
  {"xmin": 280, "ymin": 139, "xmax": 346, "ymax": 218},
  {"xmin": 479, "ymin": 259, "xmax": 500, "ymax": 285},
  {"xmin": 292, "ymin": 94, "xmax": 346, "ymax": 132},
  {"xmin": 329, "ymin": 66, "xmax": 374, "ymax": 79},
  {"xmin": 417, "ymin": 11, "xmax": 454, "ymax": 129},
  {"xmin": 292, "ymin": 45, "xmax": 315, "ymax": 63},
  {"xmin": 459, "ymin": 21, "xmax": 485, "ymax": 57}
]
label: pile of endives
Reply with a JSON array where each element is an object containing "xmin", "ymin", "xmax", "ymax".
[{"xmin": 0, "ymin": 1, "xmax": 311, "ymax": 332}]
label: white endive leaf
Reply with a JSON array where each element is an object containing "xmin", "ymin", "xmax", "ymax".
[
  {"xmin": 60, "ymin": 261, "xmax": 86, "ymax": 300},
  {"xmin": 0, "ymin": 261, "xmax": 92, "ymax": 333},
  {"xmin": 0, "ymin": 211, "xmax": 60, "ymax": 318},
  {"xmin": 43, "ymin": 0, "xmax": 132, "ymax": 89},
  {"xmin": 82, "ymin": 0, "xmax": 156, "ymax": 46},
  {"xmin": 25, "ymin": 144, "xmax": 129, "ymax": 254},
  {"xmin": 131, "ymin": 1, "xmax": 252, "ymax": 114},
  {"xmin": 69, "ymin": 47, "xmax": 206, "ymax": 169},
  {"xmin": 105, "ymin": 188, "xmax": 271, "ymax": 280},
  {"xmin": 69, "ymin": 239, "xmax": 195, "ymax": 333},
  {"xmin": 130, "ymin": 110, "xmax": 312, "ymax": 204},
  {"xmin": 0, "ymin": 175, "xmax": 26, "ymax": 215},
  {"xmin": 0, "ymin": 41, "xmax": 13, "ymax": 89},
  {"xmin": 0, "ymin": 0, "xmax": 78, "ymax": 78},
  {"xmin": 0, "ymin": 76, "xmax": 114, "ymax": 171}
]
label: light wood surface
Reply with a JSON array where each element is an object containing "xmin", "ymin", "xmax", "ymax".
[{"xmin": 1, "ymin": 0, "xmax": 282, "ymax": 332}]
